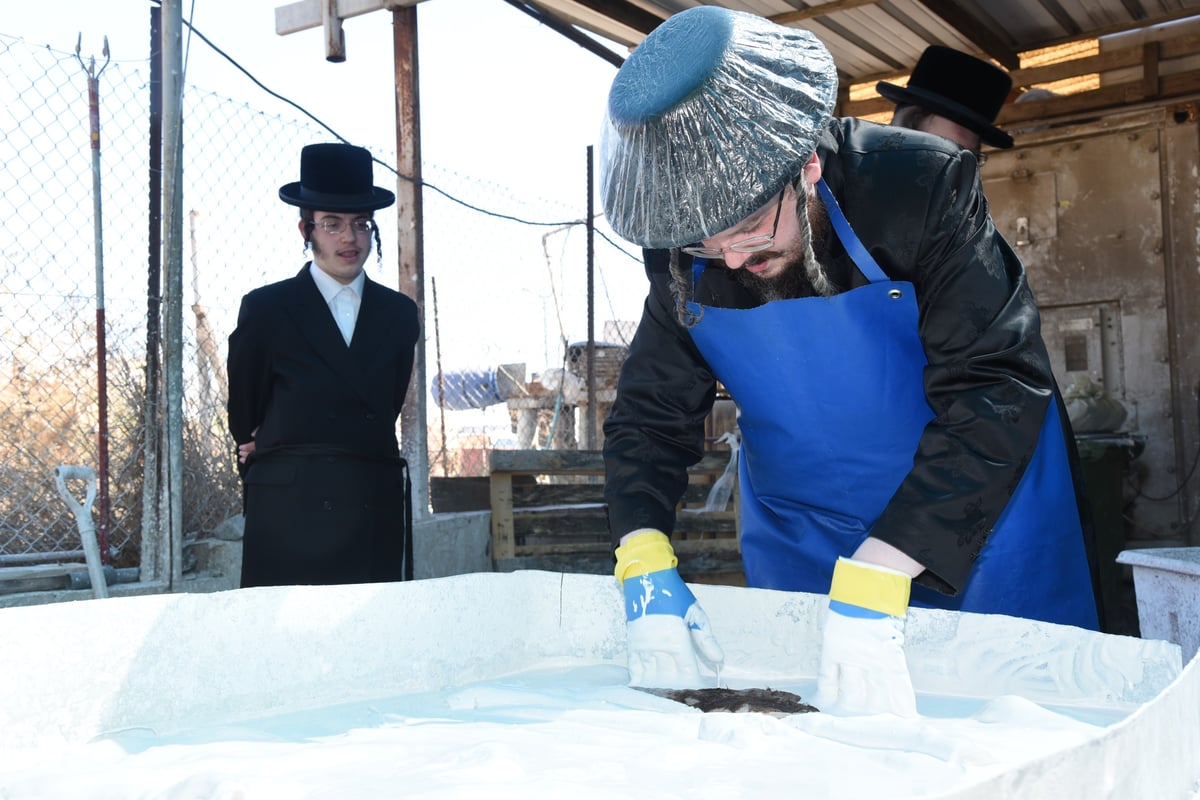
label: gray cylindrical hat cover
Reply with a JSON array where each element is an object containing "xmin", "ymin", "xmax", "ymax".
[{"xmin": 599, "ymin": 7, "xmax": 839, "ymax": 249}]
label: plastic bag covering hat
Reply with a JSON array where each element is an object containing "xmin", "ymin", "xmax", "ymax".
[{"xmin": 599, "ymin": 6, "xmax": 838, "ymax": 249}]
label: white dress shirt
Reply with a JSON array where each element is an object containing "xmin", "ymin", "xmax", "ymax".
[{"xmin": 310, "ymin": 263, "xmax": 364, "ymax": 346}]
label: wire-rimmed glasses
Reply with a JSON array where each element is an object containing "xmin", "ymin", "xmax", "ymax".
[
  {"xmin": 310, "ymin": 218, "xmax": 375, "ymax": 235},
  {"xmin": 681, "ymin": 188, "xmax": 786, "ymax": 259}
]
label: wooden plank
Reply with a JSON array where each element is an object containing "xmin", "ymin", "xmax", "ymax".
[
  {"xmin": 845, "ymin": 36, "xmax": 1200, "ymax": 121},
  {"xmin": 681, "ymin": 570, "xmax": 747, "ymax": 587},
  {"xmin": 668, "ymin": 538, "xmax": 740, "ymax": 555},
  {"xmin": 510, "ymin": 509, "xmax": 737, "ymax": 541},
  {"xmin": 430, "ymin": 476, "xmax": 490, "ymax": 513},
  {"xmin": 493, "ymin": 553, "xmax": 614, "ymax": 575},
  {"xmin": 490, "ymin": 448, "xmax": 733, "ymax": 475},
  {"xmin": 1006, "ymin": 34, "xmax": 1200, "ymax": 86},
  {"xmin": 677, "ymin": 548, "xmax": 746, "ymax": 582},
  {"xmin": 514, "ymin": 508, "xmax": 608, "ymax": 542},
  {"xmin": 493, "ymin": 547, "xmax": 744, "ymax": 583},
  {"xmin": 489, "ymin": 447, "xmax": 740, "ymax": 573},
  {"xmin": 434, "ymin": 475, "xmax": 538, "ymax": 512},
  {"xmin": 504, "ymin": 474, "xmax": 723, "ymax": 509},
  {"xmin": 489, "ymin": 472, "xmax": 515, "ymax": 560},
  {"xmin": 508, "ymin": 537, "xmax": 740, "ymax": 558},
  {"xmin": 506, "ymin": 541, "xmax": 611, "ymax": 556},
  {"xmin": 997, "ymin": 69, "xmax": 1200, "ymax": 124},
  {"xmin": 490, "ymin": 449, "xmax": 605, "ymax": 475},
  {"xmin": 274, "ymin": 0, "xmax": 423, "ymax": 35},
  {"xmin": 512, "ymin": 484, "xmax": 606, "ymax": 507}
]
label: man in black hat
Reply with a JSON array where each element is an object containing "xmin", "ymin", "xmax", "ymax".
[
  {"xmin": 598, "ymin": 8, "xmax": 1098, "ymax": 717},
  {"xmin": 227, "ymin": 142, "xmax": 420, "ymax": 587},
  {"xmin": 877, "ymin": 45, "xmax": 1014, "ymax": 162}
]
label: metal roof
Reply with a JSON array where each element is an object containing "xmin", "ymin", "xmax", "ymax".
[{"xmin": 514, "ymin": 0, "xmax": 1200, "ymax": 85}]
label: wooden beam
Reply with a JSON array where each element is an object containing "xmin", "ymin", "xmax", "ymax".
[
  {"xmin": 274, "ymin": 0, "xmax": 424, "ymax": 36},
  {"xmin": 322, "ymin": 0, "xmax": 346, "ymax": 62},
  {"xmin": 518, "ymin": 0, "xmax": 655, "ymax": 47},
  {"xmin": 845, "ymin": 34, "xmax": 1200, "ymax": 117},
  {"xmin": 503, "ymin": 0, "xmax": 627, "ymax": 67},
  {"xmin": 771, "ymin": 0, "xmax": 882, "ymax": 26},
  {"xmin": 996, "ymin": 69, "xmax": 1200, "ymax": 124},
  {"xmin": 393, "ymin": 5, "xmax": 431, "ymax": 517},
  {"xmin": 912, "ymin": 0, "xmax": 1021, "ymax": 69},
  {"xmin": 977, "ymin": 6, "xmax": 1200, "ymax": 66},
  {"xmin": 547, "ymin": 0, "xmax": 662, "ymax": 36},
  {"xmin": 490, "ymin": 472, "xmax": 516, "ymax": 559}
]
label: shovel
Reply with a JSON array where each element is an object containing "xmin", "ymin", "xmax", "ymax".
[{"xmin": 54, "ymin": 465, "xmax": 109, "ymax": 599}]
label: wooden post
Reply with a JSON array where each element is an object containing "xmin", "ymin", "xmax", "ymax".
[
  {"xmin": 322, "ymin": 0, "xmax": 346, "ymax": 61},
  {"xmin": 392, "ymin": 5, "xmax": 430, "ymax": 519}
]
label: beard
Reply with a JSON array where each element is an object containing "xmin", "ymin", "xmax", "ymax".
[
  {"xmin": 732, "ymin": 198, "xmax": 835, "ymax": 303},
  {"xmin": 732, "ymin": 252, "xmax": 816, "ymax": 302}
]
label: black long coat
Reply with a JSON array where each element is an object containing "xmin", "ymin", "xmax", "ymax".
[
  {"xmin": 226, "ymin": 266, "xmax": 420, "ymax": 587},
  {"xmin": 603, "ymin": 117, "xmax": 1096, "ymax": 601}
]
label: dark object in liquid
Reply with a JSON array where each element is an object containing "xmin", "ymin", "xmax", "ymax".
[{"xmin": 636, "ymin": 686, "xmax": 818, "ymax": 714}]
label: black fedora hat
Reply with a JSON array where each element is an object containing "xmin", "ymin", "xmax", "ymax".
[
  {"xmin": 877, "ymin": 46, "xmax": 1014, "ymax": 149},
  {"xmin": 279, "ymin": 142, "xmax": 395, "ymax": 212}
]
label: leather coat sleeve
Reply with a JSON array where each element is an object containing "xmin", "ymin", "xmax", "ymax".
[
  {"xmin": 227, "ymin": 289, "xmax": 272, "ymax": 476},
  {"xmin": 603, "ymin": 251, "xmax": 718, "ymax": 543},
  {"xmin": 815, "ymin": 124, "xmax": 1058, "ymax": 595}
]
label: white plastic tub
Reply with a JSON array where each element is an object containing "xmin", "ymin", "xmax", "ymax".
[
  {"xmin": 0, "ymin": 572, "xmax": 1196, "ymax": 798},
  {"xmin": 1117, "ymin": 546, "xmax": 1200, "ymax": 664}
]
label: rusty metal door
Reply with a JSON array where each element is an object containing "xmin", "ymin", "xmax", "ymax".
[{"xmin": 984, "ymin": 105, "xmax": 1200, "ymax": 547}]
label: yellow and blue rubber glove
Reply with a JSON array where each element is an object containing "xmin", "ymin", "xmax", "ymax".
[
  {"xmin": 811, "ymin": 556, "xmax": 918, "ymax": 717},
  {"xmin": 614, "ymin": 530, "xmax": 725, "ymax": 688}
]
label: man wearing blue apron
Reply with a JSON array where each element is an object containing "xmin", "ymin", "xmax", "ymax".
[{"xmin": 598, "ymin": 7, "xmax": 1099, "ymax": 716}]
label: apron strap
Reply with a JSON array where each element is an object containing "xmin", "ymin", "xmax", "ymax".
[{"xmin": 816, "ymin": 179, "xmax": 889, "ymax": 284}]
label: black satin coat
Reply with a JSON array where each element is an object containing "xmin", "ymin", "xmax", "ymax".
[
  {"xmin": 603, "ymin": 117, "xmax": 1094, "ymax": 598},
  {"xmin": 227, "ymin": 265, "xmax": 419, "ymax": 587}
]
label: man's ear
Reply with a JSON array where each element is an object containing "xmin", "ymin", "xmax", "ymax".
[
  {"xmin": 800, "ymin": 151, "xmax": 822, "ymax": 185},
  {"xmin": 297, "ymin": 218, "xmax": 308, "ymax": 239}
]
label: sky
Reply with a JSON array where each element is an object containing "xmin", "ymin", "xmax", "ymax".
[
  {"xmin": 7, "ymin": 0, "xmax": 625, "ymax": 181},
  {"xmin": 4, "ymin": 0, "xmax": 642, "ymax": 386}
]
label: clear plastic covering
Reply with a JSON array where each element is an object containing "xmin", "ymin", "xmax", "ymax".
[{"xmin": 599, "ymin": 6, "xmax": 839, "ymax": 249}]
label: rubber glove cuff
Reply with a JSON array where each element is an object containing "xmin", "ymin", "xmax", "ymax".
[
  {"xmin": 614, "ymin": 529, "xmax": 677, "ymax": 584},
  {"xmin": 814, "ymin": 557, "xmax": 917, "ymax": 717},
  {"xmin": 616, "ymin": 532, "xmax": 725, "ymax": 685},
  {"xmin": 828, "ymin": 557, "xmax": 911, "ymax": 619}
]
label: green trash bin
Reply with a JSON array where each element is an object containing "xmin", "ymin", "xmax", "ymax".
[{"xmin": 1074, "ymin": 433, "xmax": 1145, "ymax": 634}]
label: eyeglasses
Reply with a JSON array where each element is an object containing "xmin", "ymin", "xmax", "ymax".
[
  {"xmin": 681, "ymin": 188, "xmax": 786, "ymax": 259},
  {"xmin": 310, "ymin": 218, "xmax": 375, "ymax": 235}
]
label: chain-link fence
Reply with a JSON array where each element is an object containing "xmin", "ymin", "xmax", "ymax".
[{"xmin": 1, "ymin": 29, "xmax": 644, "ymax": 570}]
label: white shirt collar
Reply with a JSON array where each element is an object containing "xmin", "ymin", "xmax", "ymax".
[{"xmin": 309, "ymin": 262, "xmax": 365, "ymax": 304}]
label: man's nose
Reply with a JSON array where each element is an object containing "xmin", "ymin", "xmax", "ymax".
[{"xmin": 721, "ymin": 250, "xmax": 752, "ymax": 270}]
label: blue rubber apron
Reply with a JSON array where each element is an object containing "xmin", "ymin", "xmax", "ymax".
[{"xmin": 685, "ymin": 179, "xmax": 1097, "ymax": 629}]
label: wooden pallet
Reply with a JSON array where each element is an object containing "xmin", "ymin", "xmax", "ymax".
[{"xmin": 488, "ymin": 449, "xmax": 744, "ymax": 585}]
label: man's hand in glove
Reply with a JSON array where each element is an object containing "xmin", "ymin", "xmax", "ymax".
[
  {"xmin": 615, "ymin": 529, "xmax": 725, "ymax": 688},
  {"xmin": 811, "ymin": 556, "xmax": 918, "ymax": 717}
]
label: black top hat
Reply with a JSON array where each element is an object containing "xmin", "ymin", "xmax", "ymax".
[
  {"xmin": 279, "ymin": 143, "xmax": 395, "ymax": 212},
  {"xmin": 876, "ymin": 46, "xmax": 1014, "ymax": 149}
]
